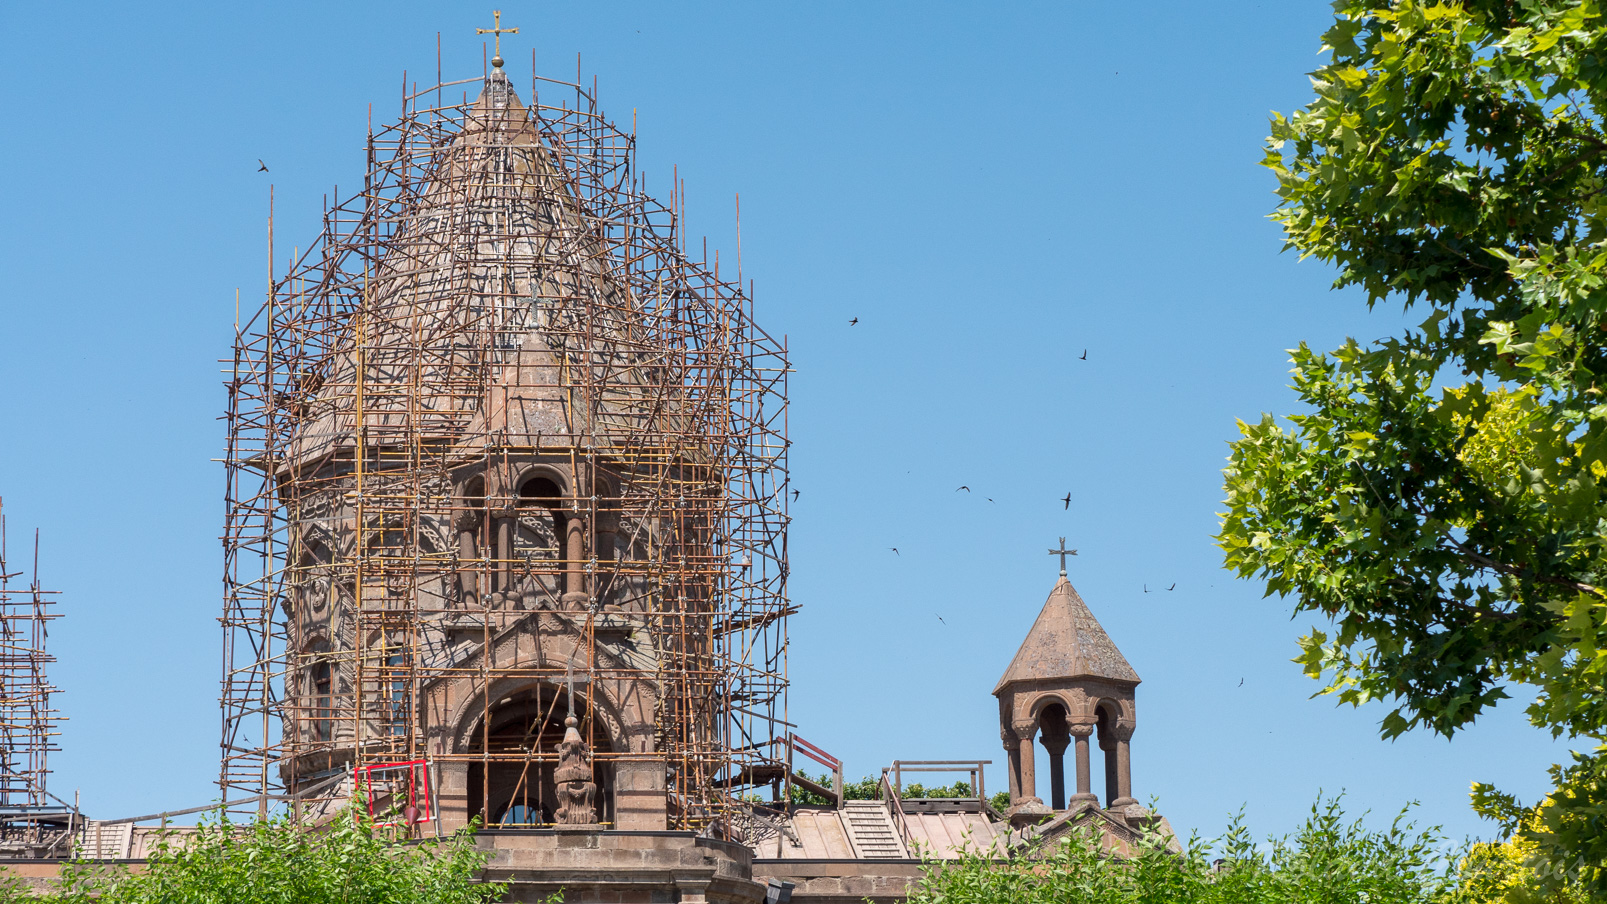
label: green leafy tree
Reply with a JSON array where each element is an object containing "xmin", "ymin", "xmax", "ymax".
[
  {"xmin": 1217, "ymin": 0, "xmax": 1607, "ymax": 893},
  {"xmin": 4, "ymin": 809, "xmax": 521, "ymax": 904}
]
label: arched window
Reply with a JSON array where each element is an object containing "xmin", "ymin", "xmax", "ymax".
[
  {"xmin": 307, "ymin": 641, "xmax": 333, "ymax": 743},
  {"xmin": 1037, "ymin": 702, "xmax": 1070, "ymax": 810},
  {"xmin": 1095, "ymin": 702, "xmax": 1119, "ymax": 807},
  {"xmin": 466, "ymin": 684, "xmax": 612, "ymax": 828},
  {"xmin": 515, "ymin": 477, "xmax": 566, "ymax": 592},
  {"xmin": 518, "ymin": 478, "xmax": 565, "ymax": 546},
  {"xmin": 385, "ymin": 646, "xmax": 409, "ymax": 738},
  {"xmin": 498, "ymin": 803, "xmax": 541, "ymax": 826}
]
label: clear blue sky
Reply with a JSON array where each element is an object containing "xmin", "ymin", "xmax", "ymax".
[{"xmin": 0, "ymin": 0, "xmax": 1575, "ymax": 844}]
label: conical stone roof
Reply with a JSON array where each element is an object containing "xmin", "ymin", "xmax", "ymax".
[
  {"xmin": 994, "ymin": 576, "xmax": 1139, "ymax": 694},
  {"xmin": 288, "ymin": 67, "xmax": 662, "ymax": 470}
]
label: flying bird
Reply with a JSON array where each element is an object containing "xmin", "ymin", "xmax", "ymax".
[
  {"xmin": 986, "ymin": 498, "xmax": 994, "ymax": 503},
  {"xmin": 890, "ymin": 548, "xmax": 900, "ymax": 556},
  {"xmin": 1143, "ymin": 584, "xmax": 1149, "ymax": 593},
  {"xmin": 1061, "ymin": 493, "xmax": 1071, "ymax": 510},
  {"xmin": 1167, "ymin": 583, "xmax": 1176, "ymax": 591},
  {"xmin": 956, "ymin": 486, "xmax": 970, "ymax": 493},
  {"xmin": 1238, "ymin": 678, "xmax": 1244, "ymax": 687},
  {"xmin": 936, "ymin": 615, "xmax": 946, "ymax": 624},
  {"xmin": 790, "ymin": 489, "xmax": 799, "ymax": 501},
  {"xmin": 849, "ymin": 317, "xmax": 858, "ymax": 325},
  {"xmin": 257, "ymin": 159, "xmax": 269, "ymax": 172}
]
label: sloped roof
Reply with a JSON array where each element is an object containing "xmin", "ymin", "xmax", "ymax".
[
  {"xmin": 993, "ymin": 576, "xmax": 1139, "ymax": 694},
  {"xmin": 287, "ymin": 67, "xmax": 667, "ymax": 469}
]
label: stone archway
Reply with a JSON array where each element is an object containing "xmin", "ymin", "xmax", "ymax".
[{"xmin": 464, "ymin": 683, "xmax": 614, "ymax": 827}]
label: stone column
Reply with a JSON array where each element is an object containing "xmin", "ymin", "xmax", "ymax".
[
  {"xmin": 1068, "ymin": 721, "xmax": 1097, "ymax": 804},
  {"xmin": 1001, "ymin": 728, "xmax": 1021, "ymax": 804},
  {"xmin": 1041, "ymin": 733, "xmax": 1069, "ymax": 811},
  {"xmin": 1111, "ymin": 722, "xmax": 1137, "ymax": 808},
  {"xmin": 493, "ymin": 509, "xmax": 513, "ymax": 596},
  {"xmin": 1008, "ymin": 717, "xmax": 1050, "ymax": 828},
  {"xmin": 594, "ymin": 509, "xmax": 616, "ymax": 608},
  {"xmin": 1018, "ymin": 734, "xmax": 1038, "ymax": 804},
  {"xmin": 455, "ymin": 513, "xmax": 479, "ymax": 607},
  {"xmin": 562, "ymin": 512, "xmax": 587, "ymax": 604},
  {"xmin": 1099, "ymin": 730, "xmax": 1118, "ymax": 806}
]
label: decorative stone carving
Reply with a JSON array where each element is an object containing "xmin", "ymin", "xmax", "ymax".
[{"xmin": 554, "ymin": 714, "xmax": 597, "ymax": 825}]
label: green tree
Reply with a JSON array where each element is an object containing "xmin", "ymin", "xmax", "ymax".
[
  {"xmin": 4, "ymin": 809, "xmax": 520, "ymax": 904},
  {"xmin": 1217, "ymin": 0, "xmax": 1607, "ymax": 893}
]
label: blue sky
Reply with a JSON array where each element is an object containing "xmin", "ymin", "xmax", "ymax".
[{"xmin": 0, "ymin": 0, "xmax": 1575, "ymax": 845}]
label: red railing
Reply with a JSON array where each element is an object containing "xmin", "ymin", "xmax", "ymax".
[{"xmin": 786, "ymin": 733, "xmax": 844, "ymax": 807}]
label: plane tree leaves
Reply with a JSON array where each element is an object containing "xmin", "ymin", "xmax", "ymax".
[{"xmin": 1220, "ymin": 0, "xmax": 1607, "ymax": 893}]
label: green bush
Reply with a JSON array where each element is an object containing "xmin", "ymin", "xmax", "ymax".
[
  {"xmin": 910, "ymin": 796, "xmax": 1463, "ymax": 904},
  {"xmin": 10, "ymin": 808, "xmax": 522, "ymax": 904}
]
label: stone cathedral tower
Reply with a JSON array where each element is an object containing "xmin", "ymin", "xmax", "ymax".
[{"xmin": 222, "ymin": 45, "xmax": 791, "ymax": 840}]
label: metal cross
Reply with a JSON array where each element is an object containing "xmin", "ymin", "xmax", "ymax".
[
  {"xmin": 1048, "ymin": 537, "xmax": 1078, "ymax": 577},
  {"xmin": 476, "ymin": 10, "xmax": 520, "ymax": 69}
]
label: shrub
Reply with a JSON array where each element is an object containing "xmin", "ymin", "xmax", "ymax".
[{"xmin": 14, "ymin": 808, "xmax": 521, "ymax": 904}]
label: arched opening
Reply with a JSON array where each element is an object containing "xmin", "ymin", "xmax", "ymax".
[
  {"xmin": 383, "ymin": 639, "xmax": 409, "ymax": 739},
  {"xmin": 1036, "ymin": 702, "xmax": 1070, "ymax": 810},
  {"xmin": 466, "ymin": 684, "xmax": 613, "ymax": 827},
  {"xmin": 517, "ymin": 476, "xmax": 567, "ymax": 596},
  {"xmin": 305, "ymin": 640, "xmax": 333, "ymax": 744},
  {"xmin": 1095, "ymin": 701, "xmax": 1120, "ymax": 807}
]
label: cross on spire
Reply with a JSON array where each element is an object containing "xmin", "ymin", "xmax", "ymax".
[
  {"xmin": 476, "ymin": 10, "xmax": 520, "ymax": 69},
  {"xmin": 1048, "ymin": 537, "xmax": 1077, "ymax": 577}
]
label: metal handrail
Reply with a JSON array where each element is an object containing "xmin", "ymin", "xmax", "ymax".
[
  {"xmin": 787, "ymin": 733, "xmax": 843, "ymax": 807},
  {"xmin": 877, "ymin": 770, "xmax": 912, "ymax": 851},
  {"xmin": 887, "ymin": 759, "xmax": 992, "ymax": 805}
]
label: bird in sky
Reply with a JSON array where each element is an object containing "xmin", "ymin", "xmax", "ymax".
[
  {"xmin": 936, "ymin": 615, "xmax": 946, "ymax": 624},
  {"xmin": 1167, "ymin": 583, "xmax": 1176, "ymax": 591},
  {"xmin": 1061, "ymin": 492, "xmax": 1071, "ymax": 510},
  {"xmin": 1143, "ymin": 584, "xmax": 1149, "ymax": 593},
  {"xmin": 890, "ymin": 548, "xmax": 900, "ymax": 556},
  {"xmin": 1079, "ymin": 349, "xmax": 1087, "ymax": 361},
  {"xmin": 986, "ymin": 498, "xmax": 994, "ymax": 503},
  {"xmin": 257, "ymin": 159, "xmax": 269, "ymax": 172},
  {"xmin": 956, "ymin": 486, "xmax": 970, "ymax": 492},
  {"xmin": 849, "ymin": 317, "xmax": 858, "ymax": 325},
  {"xmin": 790, "ymin": 489, "xmax": 799, "ymax": 501},
  {"xmin": 1238, "ymin": 678, "xmax": 1244, "ymax": 687}
]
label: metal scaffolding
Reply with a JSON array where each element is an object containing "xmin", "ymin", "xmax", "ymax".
[
  {"xmin": 0, "ymin": 499, "xmax": 70, "ymax": 855},
  {"xmin": 220, "ymin": 57, "xmax": 790, "ymax": 835}
]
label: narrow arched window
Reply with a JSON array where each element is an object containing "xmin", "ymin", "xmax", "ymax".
[
  {"xmin": 309, "ymin": 642, "xmax": 333, "ymax": 743},
  {"xmin": 516, "ymin": 478, "xmax": 565, "ymax": 594}
]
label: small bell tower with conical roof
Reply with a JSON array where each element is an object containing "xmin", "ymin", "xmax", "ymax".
[{"xmin": 994, "ymin": 539, "xmax": 1140, "ymax": 825}]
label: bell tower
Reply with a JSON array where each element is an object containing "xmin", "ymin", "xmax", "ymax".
[{"xmin": 994, "ymin": 540, "xmax": 1140, "ymax": 825}]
